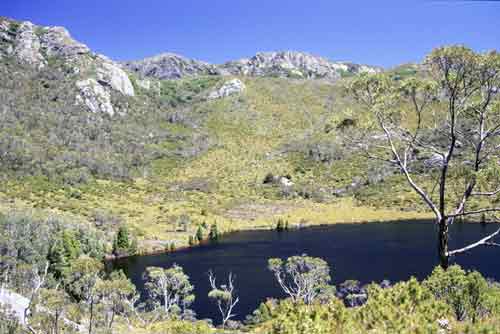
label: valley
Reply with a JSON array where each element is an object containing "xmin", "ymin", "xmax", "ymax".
[{"xmin": 1, "ymin": 9, "xmax": 499, "ymax": 334}]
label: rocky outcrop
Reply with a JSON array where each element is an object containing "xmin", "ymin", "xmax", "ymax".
[
  {"xmin": 122, "ymin": 53, "xmax": 220, "ymax": 80},
  {"xmin": 0, "ymin": 288, "xmax": 85, "ymax": 332},
  {"xmin": 96, "ymin": 56, "xmax": 135, "ymax": 96},
  {"xmin": 0, "ymin": 18, "xmax": 134, "ymax": 98},
  {"xmin": 221, "ymin": 51, "xmax": 379, "ymax": 80},
  {"xmin": 39, "ymin": 26, "xmax": 90, "ymax": 58},
  {"xmin": 1, "ymin": 20, "xmax": 90, "ymax": 68},
  {"xmin": 76, "ymin": 78, "xmax": 115, "ymax": 116},
  {"xmin": 12, "ymin": 21, "xmax": 46, "ymax": 68},
  {"xmin": 124, "ymin": 50, "xmax": 380, "ymax": 82},
  {"xmin": 208, "ymin": 78, "xmax": 245, "ymax": 99}
]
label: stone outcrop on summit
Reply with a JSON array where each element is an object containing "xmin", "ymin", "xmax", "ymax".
[
  {"xmin": 124, "ymin": 51, "xmax": 380, "ymax": 81},
  {"xmin": 0, "ymin": 17, "xmax": 134, "ymax": 115},
  {"xmin": 0, "ymin": 16, "xmax": 381, "ymax": 116},
  {"xmin": 221, "ymin": 51, "xmax": 379, "ymax": 80},
  {"xmin": 122, "ymin": 53, "xmax": 220, "ymax": 80}
]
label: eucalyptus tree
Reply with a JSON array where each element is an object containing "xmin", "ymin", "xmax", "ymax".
[
  {"xmin": 63, "ymin": 257, "xmax": 103, "ymax": 334},
  {"xmin": 143, "ymin": 265, "xmax": 195, "ymax": 318},
  {"xmin": 94, "ymin": 270, "xmax": 138, "ymax": 330},
  {"xmin": 268, "ymin": 255, "xmax": 331, "ymax": 304},
  {"xmin": 346, "ymin": 46, "xmax": 500, "ymax": 268},
  {"xmin": 30, "ymin": 288, "xmax": 71, "ymax": 334},
  {"xmin": 207, "ymin": 271, "xmax": 239, "ymax": 328}
]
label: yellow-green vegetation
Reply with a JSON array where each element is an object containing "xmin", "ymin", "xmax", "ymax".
[
  {"xmin": 0, "ymin": 74, "xmax": 436, "ymax": 253},
  {"xmin": 115, "ymin": 319, "xmax": 214, "ymax": 334},
  {"xmin": 103, "ymin": 265, "xmax": 500, "ymax": 334},
  {"xmin": 1, "ymin": 46, "xmax": 498, "ymax": 255}
]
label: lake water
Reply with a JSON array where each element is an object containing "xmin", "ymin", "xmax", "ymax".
[{"xmin": 111, "ymin": 220, "xmax": 500, "ymax": 322}]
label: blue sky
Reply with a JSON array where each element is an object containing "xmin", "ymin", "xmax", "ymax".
[{"xmin": 1, "ymin": 1, "xmax": 499, "ymax": 68}]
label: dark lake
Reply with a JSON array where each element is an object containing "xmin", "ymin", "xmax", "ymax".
[{"xmin": 111, "ymin": 220, "xmax": 500, "ymax": 322}]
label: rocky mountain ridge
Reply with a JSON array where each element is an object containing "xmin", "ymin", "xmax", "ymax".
[
  {"xmin": 0, "ymin": 17, "xmax": 134, "ymax": 116},
  {"xmin": 220, "ymin": 51, "xmax": 380, "ymax": 80},
  {"xmin": 122, "ymin": 52, "xmax": 219, "ymax": 80},
  {"xmin": 124, "ymin": 50, "xmax": 381, "ymax": 81},
  {"xmin": 0, "ymin": 16, "xmax": 380, "ymax": 117},
  {"xmin": 1, "ymin": 16, "xmax": 381, "ymax": 85}
]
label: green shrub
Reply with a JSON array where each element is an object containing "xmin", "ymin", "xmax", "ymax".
[{"xmin": 423, "ymin": 265, "xmax": 491, "ymax": 322}]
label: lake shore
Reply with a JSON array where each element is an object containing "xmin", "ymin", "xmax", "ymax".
[{"xmin": 128, "ymin": 200, "xmax": 435, "ymax": 257}]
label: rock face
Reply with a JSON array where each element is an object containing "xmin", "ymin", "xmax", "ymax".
[
  {"xmin": 76, "ymin": 78, "xmax": 115, "ymax": 116},
  {"xmin": 12, "ymin": 22, "xmax": 46, "ymax": 69},
  {"xmin": 0, "ymin": 17, "xmax": 135, "ymax": 101},
  {"xmin": 96, "ymin": 57, "xmax": 135, "ymax": 96},
  {"xmin": 208, "ymin": 78, "xmax": 245, "ymax": 99},
  {"xmin": 124, "ymin": 50, "xmax": 380, "ymax": 82},
  {"xmin": 122, "ymin": 53, "xmax": 220, "ymax": 80},
  {"xmin": 221, "ymin": 51, "xmax": 379, "ymax": 80},
  {"xmin": 39, "ymin": 26, "xmax": 90, "ymax": 58},
  {"xmin": 1, "ymin": 20, "xmax": 90, "ymax": 68}
]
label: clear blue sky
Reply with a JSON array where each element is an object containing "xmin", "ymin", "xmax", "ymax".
[{"xmin": 1, "ymin": 0, "xmax": 499, "ymax": 67}]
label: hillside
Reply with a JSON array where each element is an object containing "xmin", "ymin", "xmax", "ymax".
[
  {"xmin": 1, "ymin": 12, "xmax": 500, "ymax": 334},
  {"xmin": 0, "ymin": 17, "xmax": 472, "ymax": 254}
]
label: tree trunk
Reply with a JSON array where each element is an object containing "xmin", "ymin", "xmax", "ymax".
[
  {"xmin": 88, "ymin": 299, "xmax": 94, "ymax": 334},
  {"xmin": 438, "ymin": 219, "xmax": 449, "ymax": 269}
]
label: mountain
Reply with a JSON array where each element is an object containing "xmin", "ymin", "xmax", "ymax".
[
  {"xmin": 0, "ymin": 16, "xmax": 136, "ymax": 118},
  {"xmin": 1, "ymin": 16, "xmax": 380, "ymax": 86},
  {"xmin": 122, "ymin": 52, "xmax": 221, "ymax": 80},
  {"xmin": 221, "ymin": 51, "xmax": 380, "ymax": 80},
  {"xmin": 124, "ymin": 51, "xmax": 381, "ymax": 81},
  {"xmin": 0, "ymin": 17, "xmax": 422, "ymax": 255}
]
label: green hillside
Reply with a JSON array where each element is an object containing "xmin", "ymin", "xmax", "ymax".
[{"xmin": 0, "ymin": 52, "xmax": 432, "ymax": 253}]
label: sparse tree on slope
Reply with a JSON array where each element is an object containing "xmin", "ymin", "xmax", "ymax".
[
  {"xmin": 63, "ymin": 257, "xmax": 103, "ymax": 334},
  {"xmin": 347, "ymin": 46, "xmax": 500, "ymax": 268}
]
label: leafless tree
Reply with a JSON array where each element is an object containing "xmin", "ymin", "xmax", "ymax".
[
  {"xmin": 207, "ymin": 271, "xmax": 239, "ymax": 328},
  {"xmin": 25, "ymin": 262, "xmax": 49, "ymax": 334},
  {"xmin": 347, "ymin": 46, "xmax": 500, "ymax": 268}
]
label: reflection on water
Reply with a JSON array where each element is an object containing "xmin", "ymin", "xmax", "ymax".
[{"xmin": 112, "ymin": 220, "xmax": 500, "ymax": 321}]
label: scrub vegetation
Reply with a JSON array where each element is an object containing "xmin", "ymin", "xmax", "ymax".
[{"xmin": 0, "ymin": 16, "xmax": 499, "ymax": 332}]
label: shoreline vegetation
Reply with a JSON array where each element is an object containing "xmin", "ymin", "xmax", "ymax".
[
  {"xmin": 1, "ymin": 191, "xmax": 433, "ymax": 259},
  {"xmin": 110, "ymin": 214, "xmax": 497, "ymax": 260},
  {"xmin": 4, "ymin": 190, "xmax": 493, "ymax": 261}
]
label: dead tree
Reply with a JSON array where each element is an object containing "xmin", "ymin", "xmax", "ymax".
[{"xmin": 207, "ymin": 271, "xmax": 239, "ymax": 328}]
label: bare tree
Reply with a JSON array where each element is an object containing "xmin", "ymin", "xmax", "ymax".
[
  {"xmin": 268, "ymin": 255, "xmax": 331, "ymax": 304},
  {"xmin": 207, "ymin": 271, "xmax": 239, "ymax": 328},
  {"xmin": 347, "ymin": 46, "xmax": 500, "ymax": 268},
  {"xmin": 25, "ymin": 262, "xmax": 49, "ymax": 328}
]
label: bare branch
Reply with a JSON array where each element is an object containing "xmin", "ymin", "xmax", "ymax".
[
  {"xmin": 484, "ymin": 242, "xmax": 500, "ymax": 247},
  {"xmin": 447, "ymin": 208, "xmax": 500, "ymax": 218},
  {"xmin": 448, "ymin": 227, "xmax": 500, "ymax": 256},
  {"xmin": 472, "ymin": 188, "xmax": 500, "ymax": 197},
  {"xmin": 378, "ymin": 120, "xmax": 441, "ymax": 219}
]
